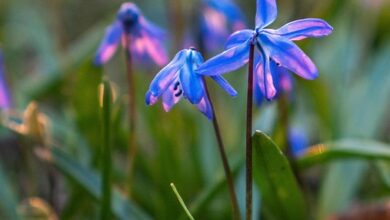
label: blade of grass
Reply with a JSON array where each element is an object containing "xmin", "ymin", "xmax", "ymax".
[{"xmin": 170, "ymin": 183, "xmax": 195, "ymax": 220}]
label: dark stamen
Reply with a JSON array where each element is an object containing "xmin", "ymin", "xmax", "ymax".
[
  {"xmin": 174, "ymin": 89, "xmax": 182, "ymax": 97},
  {"xmin": 174, "ymin": 81, "xmax": 180, "ymax": 91}
]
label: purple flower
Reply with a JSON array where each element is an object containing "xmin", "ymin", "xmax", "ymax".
[
  {"xmin": 196, "ymin": 0, "xmax": 333, "ymax": 100},
  {"xmin": 145, "ymin": 48, "xmax": 237, "ymax": 119},
  {"xmin": 94, "ymin": 2, "xmax": 168, "ymax": 66},
  {"xmin": 0, "ymin": 50, "xmax": 11, "ymax": 109},
  {"xmin": 199, "ymin": 0, "xmax": 246, "ymax": 52}
]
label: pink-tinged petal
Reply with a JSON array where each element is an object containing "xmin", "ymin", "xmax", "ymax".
[
  {"xmin": 259, "ymin": 33, "xmax": 318, "ymax": 80},
  {"xmin": 94, "ymin": 21, "xmax": 123, "ymax": 65},
  {"xmin": 145, "ymin": 91, "xmax": 158, "ymax": 105},
  {"xmin": 196, "ymin": 40, "xmax": 250, "ymax": 76},
  {"xmin": 128, "ymin": 18, "xmax": 169, "ymax": 66},
  {"xmin": 225, "ymin": 29, "xmax": 254, "ymax": 50},
  {"xmin": 255, "ymin": 0, "xmax": 277, "ymax": 29},
  {"xmin": 161, "ymin": 80, "xmax": 183, "ymax": 112},
  {"xmin": 273, "ymin": 18, "xmax": 333, "ymax": 41},
  {"xmin": 255, "ymin": 51, "xmax": 277, "ymax": 100},
  {"xmin": 146, "ymin": 50, "xmax": 186, "ymax": 99},
  {"xmin": 196, "ymin": 96, "xmax": 213, "ymax": 120}
]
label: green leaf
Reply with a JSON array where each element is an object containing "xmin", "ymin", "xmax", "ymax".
[
  {"xmin": 252, "ymin": 131, "xmax": 307, "ymax": 220},
  {"xmin": 297, "ymin": 139, "xmax": 390, "ymax": 169},
  {"xmin": 47, "ymin": 147, "xmax": 151, "ymax": 220}
]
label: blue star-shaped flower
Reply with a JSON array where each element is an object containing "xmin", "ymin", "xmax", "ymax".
[
  {"xmin": 94, "ymin": 2, "xmax": 168, "ymax": 66},
  {"xmin": 196, "ymin": 0, "xmax": 333, "ymax": 100},
  {"xmin": 145, "ymin": 48, "xmax": 237, "ymax": 119}
]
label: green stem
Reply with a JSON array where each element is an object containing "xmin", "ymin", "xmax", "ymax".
[
  {"xmin": 246, "ymin": 43, "xmax": 255, "ymax": 220},
  {"xmin": 203, "ymin": 78, "xmax": 241, "ymax": 220},
  {"xmin": 124, "ymin": 34, "xmax": 137, "ymax": 194},
  {"xmin": 100, "ymin": 81, "xmax": 112, "ymax": 220}
]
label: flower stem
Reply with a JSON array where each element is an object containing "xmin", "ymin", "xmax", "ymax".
[
  {"xmin": 100, "ymin": 81, "xmax": 112, "ymax": 220},
  {"xmin": 246, "ymin": 43, "xmax": 255, "ymax": 220},
  {"xmin": 124, "ymin": 34, "xmax": 137, "ymax": 193},
  {"xmin": 203, "ymin": 78, "xmax": 241, "ymax": 220}
]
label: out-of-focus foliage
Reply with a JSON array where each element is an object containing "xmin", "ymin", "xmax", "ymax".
[{"xmin": 0, "ymin": 0, "xmax": 389, "ymax": 219}]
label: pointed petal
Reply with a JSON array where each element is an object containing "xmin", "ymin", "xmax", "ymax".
[
  {"xmin": 255, "ymin": 0, "xmax": 277, "ymax": 29},
  {"xmin": 259, "ymin": 33, "xmax": 318, "ymax": 80},
  {"xmin": 161, "ymin": 80, "xmax": 183, "ymax": 112},
  {"xmin": 0, "ymin": 52, "xmax": 11, "ymax": 108},
  {"xmin": 274, "ymin": 18, "xmax": 333, "ymax": 41},
  {"xmin": 94, "ymin": 21, "xmax": 123, "ymax": 65},
  {"xmin": 210, "ymin": 75, "xmax": 237, "ymax": 97},
  {"xmin": 253, "ymin": 52, "xmax": 264, "ymax": 105},
  {"xmin": 179, "ymin": 60, "xmax": 204, "ymax": 104},
  {"xmin": 196, "ymin": 96, "xmax": 213, "ymax": 120},
  {"xmin": 146, "ymin": 50, "xmax": 186, "ymax": 100},
  {"xmin": 196, "ymin": 41, "xmax": 250, "ymax": 76},
  {"xmin": 255, "ymin": 51, "xmax": 277, "ymax": 100},
  {"xmin": 129, "ymin": 19, "xmax": 169, "ymax": 66},
  {"xmin": 225, "ymin": 29, "xmax": 254, "ymax": 50}
]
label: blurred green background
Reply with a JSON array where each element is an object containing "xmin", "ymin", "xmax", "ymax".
[{"xmin": 0, "ymin": 0, "xmax": 390, "ymax": 219}]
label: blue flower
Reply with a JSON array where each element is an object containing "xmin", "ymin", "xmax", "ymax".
[
  {"xmin": 199, "ymin": 0, "xmax": 246, "ymax": 52},
  {"xmin": 196, "ymin": 0, "xmax": 333, "ymax": 100},
  {"xmin": 145, "ymin": 48, "xmax": 237, "ymax": 119},
  {"xmin": 94, "ymin": 2, "xmax": 168, "ymax": 66},
  {"xmin": 0, "ymin": 50, "xmax": 11, "ymax": 109}
]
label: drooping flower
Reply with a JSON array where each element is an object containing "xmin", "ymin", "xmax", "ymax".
[
  {"xmin": 199, "ymin": 0, "xmax": 246, "ymax": 52},
  {"xmin": 0, "ymin": 50, "xmax": 11, "ymax": 109},
  {"xmin": 145, "ymin": 48, "xmax": 237, "ymax": 119},
  {"xmin": 94, "ymin": 2, "xmax": 168, "ymax": 66},
  {"xmin": 196, "ymin": 0, "xmax": 333, "ymax": 100}
]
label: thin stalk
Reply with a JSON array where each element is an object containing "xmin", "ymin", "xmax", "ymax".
[
  {"xmin": 170, "ymin": 183, "xmax": 195, "ymax": 220},
  {"xmin": 246, "ymin": 44, "xmax": 255, "ymax": 220},
  {"xmin": 124, "ymin": 34, "xmax": 137, "ymax": 191},
  {"xmin": 203, "ymin": 78, "xmax": 240, "ymax": 220},
  {"xmin": 100, "ymin": 81, "xmax": 112, "ymax": 220}
]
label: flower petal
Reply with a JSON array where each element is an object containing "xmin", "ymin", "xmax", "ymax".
[
  {"xmin": 196, "ymin": 96, "xmax": 213, "ymax": 120},
  {"xmin": 273, "ymin": 18, "xmax": 333, "ymax": 41},
  {"xmin": 179, "ymin": 59, "xmax": 204, "ymax": 104},
  {"xmin": 259, "ymin": 33, "xmax": 318, "ymax": 80},
  {"xmin": 210, "ymin": 75, "xmax": 238, "ymax": 97},
  {"xmin": 128, "ymin": 18, "xmax": 169, "ymax": 66},
  {"xmin": 146, "ymin": 50, "xmax": 186, "ymax": 101},
  {"xmin": 225, "ymin": 29, "xmax": 254, "ymax": 50},
  {"xmin": 253, "ymin": 52, "xmax": 264, "ymax": 105},
  {"xmin": 0, "ymin": 51, "xmax": 11, "ymax": 108},
  {"xmin": 196, "ymin": 41, "xmax": 250, "ymax": 76},
  {"xmin": 255, "ymin": 51, "xmax": 277, "ymax": 100},
  {"xmin": 161, "ymin": 80, "xmax": 183, "ymax": 112},
  {"xmin": 94, "ymin": 21, "xmax": 122, "ymax": 65},
  {"xmin": 255, "ymin": 0, "xmax": 277, "ymax": 29}
]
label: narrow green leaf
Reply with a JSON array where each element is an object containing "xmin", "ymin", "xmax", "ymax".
[
  {"xmin": 252, "ymin": 131, "xmax": 307, "ymax": 220},
  {"xmin": 48, "ymin": 147, "xmax": 151, "ymax": 220},
  {"xmin": 170, "ymin": 183, "xmax": 195, "ymax": 220},
  {"xmin": 297, "ymin": 139, "xmax": 390, "ymax": 169},
  {"xmin": 100, "ymin": 81, "xmax": 113, "ymax": 220}
]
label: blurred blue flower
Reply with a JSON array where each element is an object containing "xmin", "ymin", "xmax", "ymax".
[
  {"xmin": 0, "ymin": 50, "xmax": 11, "ymax": 109},
  {"xmin": 94, "ymin": 2, "xmax": 168, "ymax": 66},
  {"xmin": 145, "ymin": 48, "xmax": 237, "ymax": 119},
  {"xmin": 197, "ymin": 0, "xmax": 333, "ymax": 100},
  {"xmin": 199, "ymin": 0, "xmax": 246, "ymax": 52},
  {"xmin": 288, "ymin": 127, "xmax": 309, "ymax": 157}
]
